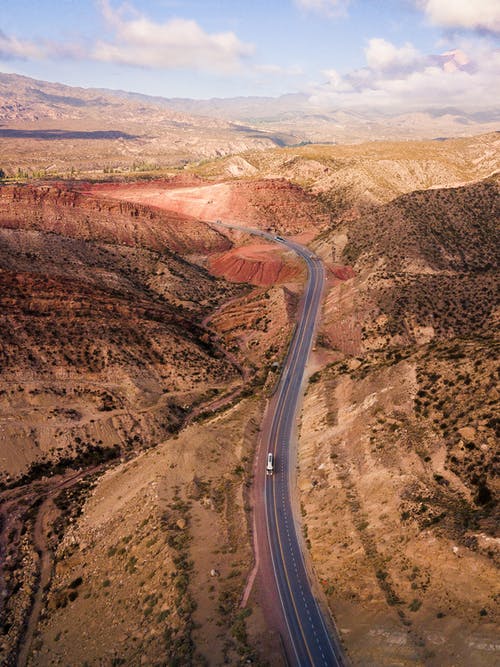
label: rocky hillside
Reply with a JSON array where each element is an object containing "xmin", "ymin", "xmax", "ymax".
[
  {"xmin": 329, "ymin": 176, "xmax": 499, "ymax": 346},
  {"xmin": 0, "ymin": 184, "xmax": 246, "ymax": 484},
  {"xmin": 0, "ymin": 176, "xmax": 304, "ymax": 666},
  {"xmin": 91, "ymin": 177, "xmax": 331, "ymax": 236},
  {"xmin": 209, "ymin": 243, "xmax": 304, "ymax": 286},
  {"xmin": 0, "ymin": 183, "xmax": 231, "ymax": 255},
  {"xmin": 300, "ymin": 175, "xmax": 499, "ymax": 665},
  {"xmin": 192, "ymin": 132, "xmax": 500, "ymax": 213}
]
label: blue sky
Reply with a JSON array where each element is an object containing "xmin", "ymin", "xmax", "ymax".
[{"xmin": 0, "ymin": 1, "xmax": 499, "ymax": 110}]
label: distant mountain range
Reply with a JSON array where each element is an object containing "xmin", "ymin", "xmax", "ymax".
[
  {"xmin": 87, "ymin": 85, "xmax": 500, "ymax": 144},
  {"xmin": 0, "ymin": 71, "xmax": 498, "ymax": 174}
]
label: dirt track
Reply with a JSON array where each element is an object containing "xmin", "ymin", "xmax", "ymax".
[{"xmin": 0, "ymin": 467, "xmax": 103, "ymax": 666}]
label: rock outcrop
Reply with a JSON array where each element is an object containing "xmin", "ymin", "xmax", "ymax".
[
  {"xmin": 0, "ymin": 184, "xmax": 231, "ymax": 256},
  {"xmin": 209, "ymin": 244, "xmax": 303, "ymax": 286}
]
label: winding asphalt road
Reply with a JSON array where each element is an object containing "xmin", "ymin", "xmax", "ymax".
[{"xmin": 212, "ymin": 221, "xmax": 345, "ymax": 666}]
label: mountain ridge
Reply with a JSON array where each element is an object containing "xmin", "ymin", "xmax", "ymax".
[{"xmin": 1, "ymin": 71, "xmax": 498, "ymax": 148}]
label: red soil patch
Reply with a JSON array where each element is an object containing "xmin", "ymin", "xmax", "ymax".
[
  {"xmin": 90, "ymin": 179, "xmax": 329, "ymax": 237},
  {"xmin": 0, "ymin": 185, "xmax": 230, "ymax": 256},
  {"xmin": 209, "ymin": 244, "xmax": 303, "ymax": 286},
  {"xmin": 330, "ymin": 265, "xmax": 355, "ymax": 281}
]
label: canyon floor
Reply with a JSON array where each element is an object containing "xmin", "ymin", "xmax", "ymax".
[{"xmin": 0, "ymin": 131, "xmax": 498, "ymax": 666}]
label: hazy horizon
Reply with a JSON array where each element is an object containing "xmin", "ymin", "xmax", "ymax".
[{"xmin": 1, "ymin": 0, "xmax": 499, "ymax": 113}]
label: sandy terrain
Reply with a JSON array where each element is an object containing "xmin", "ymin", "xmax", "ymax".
[
  {"xmin": 99, "ymin": 182, "xmax": 235, "ymax": 223},
  {"xmin": 29, "ymin": 397, "xmax": 286, "ymax": 666}
]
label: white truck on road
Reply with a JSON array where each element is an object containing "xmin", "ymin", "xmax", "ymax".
[{"xmin": 266, "ymin": 452, "xmax": 274, "ymax": 475}]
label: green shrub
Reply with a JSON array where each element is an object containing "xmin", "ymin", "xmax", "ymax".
[{"xmin": 409, "ymin": 599, "xmax": 422, "ymax": 612}]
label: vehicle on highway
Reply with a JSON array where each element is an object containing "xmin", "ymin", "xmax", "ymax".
[{"xmin": 212, "ymin": 219, "xmax": 344, "ymax": 665}]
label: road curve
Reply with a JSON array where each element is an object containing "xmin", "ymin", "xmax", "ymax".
[{"xmin": 212, "ymin": 222, "xmax": 345, "ymax": 666}]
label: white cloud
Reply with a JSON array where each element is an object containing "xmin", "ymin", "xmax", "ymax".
[
  {"xmin": 320, "ymin": 68, "xmax": 353, "ymax": 91},
  {"xmin": 365, "ymin": 38, "xmax": 421, "ymax": 71},
  {"xmin": 0, "ymin": 1, "xmax": 253, "ymax": 74},
  {"xmin": 255, "ymin": 64, "xmax": 304, "ymax": 76},
  {"xmin": 93, "ymin": 0, "xmax": 254, "ymax": 72},
  {"xmin": 310, "ymin": 40, "xmax": 500, "ymax": 113},
  {"xmin": 0, "ymin": 30, "xmax": 45, "ymax": 60},
  {"xmin": 417, "ymin": 0, "xmax": 500, "ymax": 33},
  {"xmin": 294, "ymin": 0, "xmax": 350, "ymax": 18},
  {"xmin": 0, "ymin": 30, "xmax": 84, "ymax": 62}
]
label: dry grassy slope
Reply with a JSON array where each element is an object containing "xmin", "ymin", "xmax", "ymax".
[
  {"xmin": 317, "ymin": 175, "xmax": 499, "ymax": 498},
  {"xmin": 300, "ymin": 351, "xmax": 498, "ymax": 667},
  {"xmin": 342, "ymin": 177, "xmax": 499, "ymax": 272},
  {"xmin": 299, "ymin": 176, "xmax": 499, "ymax": 665},
  {"xmin": 0, "ymin": 186, "xmax": 248, "ymax": 482},
  {"xmin": 335, "ymin": 177, "xmax": 499, "ymax": 346},
  {"xmin": 30, "ymin": 397, "xmax": 269, "ymax": 666},
  {"xmin": 191, "ymin": 132, "xmax": 499, "ymax": 213}
]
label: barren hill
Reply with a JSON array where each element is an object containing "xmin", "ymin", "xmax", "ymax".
[
  {"xmin": 1, "ymin": 71, "xmax": 498, "ymax": 179},
  {"xmin": 90, "ymin": 176, "xmax": 331, "ymax": 236},
  {"xmin": 192, "ymin": 132, "xmax": 500, "ymax": 212},
  {"xmin": 92, "ymin": 89, "xmax": 500, "ymax": 143},
  {"xmin": 0, "ymin": 183, "xmax": 244, "ymax": 484},
  {"xmin": 1, "ymin": 122, "xmax": 499, "ymax": 666},
  {"xmin": 0, "ymin": 179, "xmax": 302, "ymax": 666},
  {"xmin": 0, "ymin": 72, "xmax": 288, "ymax": 174},
  {"xmin": 299, "ymin": 175, "xmax": 499, "ymax": 665}
]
